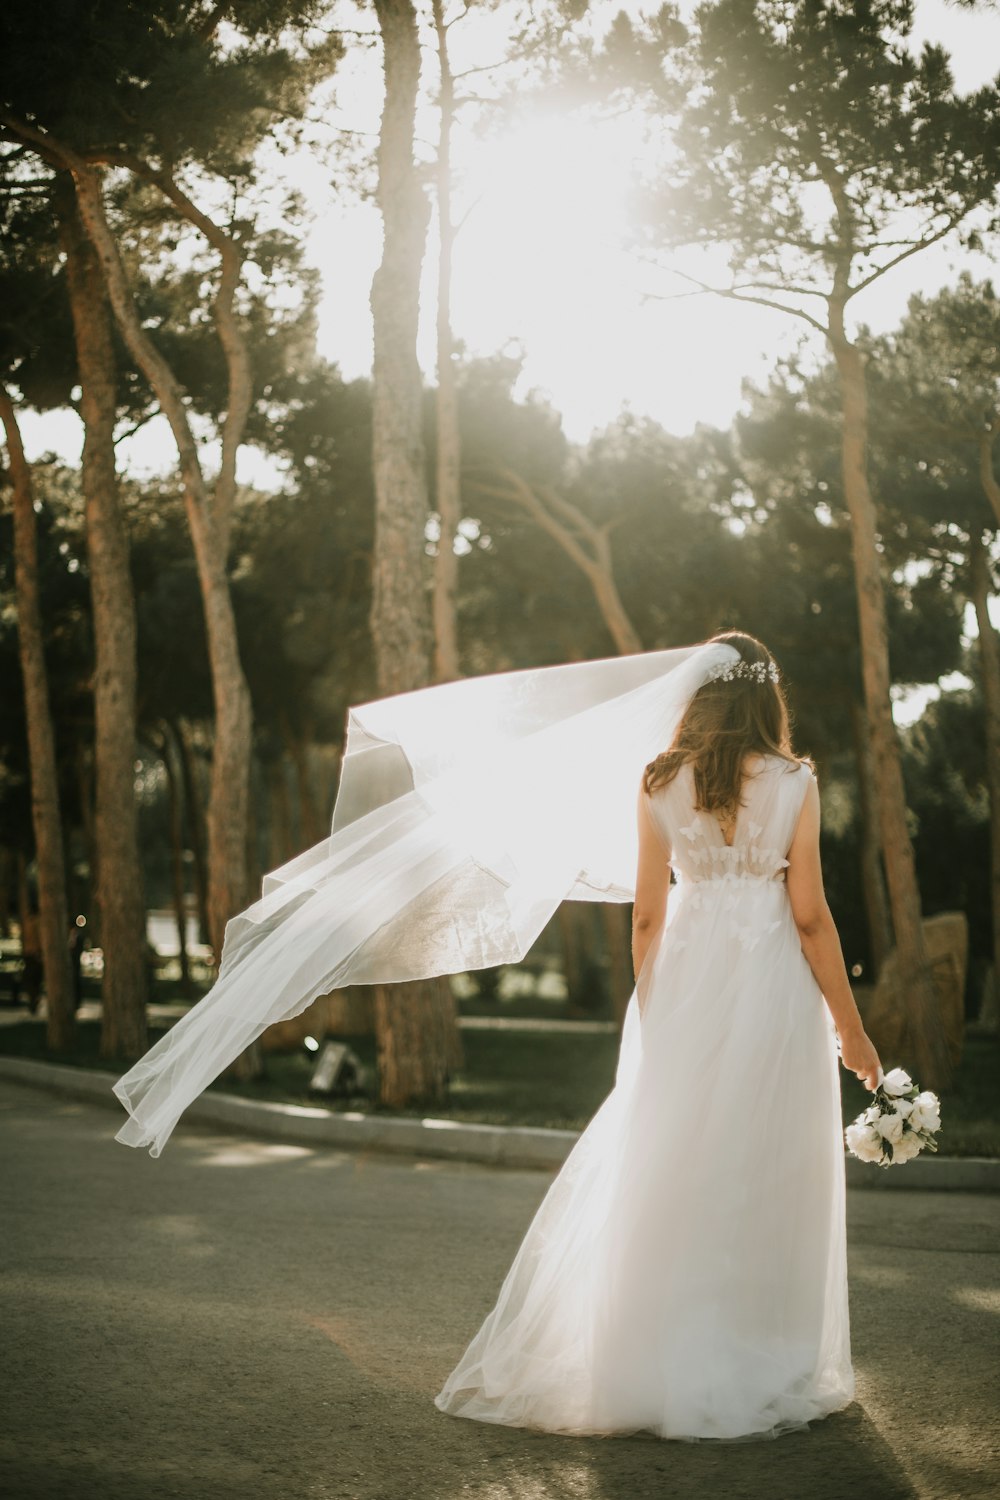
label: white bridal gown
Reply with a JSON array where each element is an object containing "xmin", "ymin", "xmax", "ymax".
[{"xmin": 434, "ymin": 753, "xmax": 854, "ymax": 1442}]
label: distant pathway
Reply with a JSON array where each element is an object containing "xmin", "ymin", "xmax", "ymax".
[{"xmin": 2, "ymin": 1079, "xmax": 998, "ymax": 1500}]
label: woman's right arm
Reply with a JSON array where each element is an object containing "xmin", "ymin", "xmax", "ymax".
[{"xmin": 785, "ymin": 773, "xmax": 882, "ymax": 1091}]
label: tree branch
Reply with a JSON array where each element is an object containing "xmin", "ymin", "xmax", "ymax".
[
  {"xmin": 196, "ymin": 3, "xmax": 229, "ymax": 40},
  {"xmin": 648, "ymin": 267, "xmax": 829, "ymax": 335},
  {"xmin": 113, "ymin": 410, "xmax": 161, "ymax": 448},
  {"xmin": 731, "ymin": 279, "xmax": 829, "ymax": 301},
  {"xmin": 468, "ymin": 467, "xmax": 643, "ymax": 653},
  {"xmin": 76, "ymin": 150, "xmax": 251, "ymax": 550},
  {"xmin": 850, "ymin": 217, "xmax": 962, "ymax": 298},
  {"xmin": 472, "ymin": 469, "xmax": 599, "ymax": 578},
  {"xmin": 0, "ymin": 116, "xmax": 65, "ymax": 171},
  {"xmin": 0, "ymin": 112, "xmax": 224, "ymax": 539}
]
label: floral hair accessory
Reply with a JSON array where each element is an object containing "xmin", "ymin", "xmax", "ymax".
[{"xmin": 705, "ymin": 657, "xmax": 779, "ymax": 685}]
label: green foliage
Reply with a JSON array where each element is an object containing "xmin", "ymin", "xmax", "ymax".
[
  {"xmin": 2, "ymin": 0, "xmax": 338, "ymax": 448},
  {"xmin": 867, "ymin": 275, "xmax": 1000, "ymax": 548},
  {"xmin": 568, "ymin": 417, "xmax": 747, "ymax": 647},
  {"xmin": 0, "ymin": 173, "xmax": 76, "ymax": 407},
  {"xmin": 735, "ymin": 347, "xmax": 967, "ymax": 718},
  {"xmin": 238, "ymin": 361, "xmax": 378, "ymax": 728},
  {"xmin": 1, "ymin": 2, "xmax": 340, "ymax": 176},
  {"xmin": 609, "ymin": 0, "xmax": 1000, "ymax": 312}
]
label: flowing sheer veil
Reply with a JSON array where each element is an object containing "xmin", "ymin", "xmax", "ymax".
[{"xmin": 112, "ymin": 638, "xmax": 740, "ymax": 1155}]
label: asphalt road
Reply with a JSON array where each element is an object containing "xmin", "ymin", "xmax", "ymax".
[{"xmin": 1, "ymin": 1079, "xmax": 998, "ymax": 1500}]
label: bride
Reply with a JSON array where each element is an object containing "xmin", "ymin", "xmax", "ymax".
[
  {"xmin": 432, "ymin": 630, "xmax": 881, "ymax": 1442},
  {"xmin": 112, "ymin": 626, "xmax": 879, "ymax": 1441}
]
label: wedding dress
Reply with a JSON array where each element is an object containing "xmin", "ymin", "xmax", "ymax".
[
  {"xmin": 109, "ymin": 636, "xmax": 853, "ymax": 1437},
  {"xmin": 434, "ymin": 752, "xmax": 854, "ymax": 1443}
]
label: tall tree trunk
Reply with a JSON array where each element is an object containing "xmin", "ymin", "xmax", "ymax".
[
  {"xmin": 558, "ymin": 901, "xmax": 582, "ymax": 1013},
  {"xmin": 475, "ymin": 471, "xmax": 643, "ymax": 654},
  {"xmin": 58, "ymin": 182, "xmax": 147, "ymax": 1058},
  {"xmin": 66, "ymin": 158, "xmax": 252, "ymax": 967},
  {"xmin": 373, "ymin": 982, "xmax": 452, "ymax": 1106},
  {"xmin": 266, "ymin": 758, "xmax": 294, "ymax": 869},
  {"xmin": 602, "ymin": 902, "xmax": 633, "ymax": 1031},
  {"xmin": 431, "ymin": 0, "xmax": 462, "ymax": 684},
  {"xmin": 203, "ymin": 652, "xmax": 252, "ymax": 964},
  {"xmin": 0, "ymin": 117, "xmax": 255, "ymax": 972},
  {"xmin": 561, "ymin": 901, "xmax": 602, "ymax": 1014},
  {"xmin": 75, "ymin": 740, "xmax": 97, "ymax": 934},
  {"xmin": 969, "ymin": 526, "xmax": 1000, "ymax": 981},
  {"xmin": 158, "ymin": 725, "xmax": 191, "ymax": 995},
  {"xmin": 245, "ymin": 749, "xmax": 263, "ymax": 906},
  {"xmin": 0, "ymin": 387, "xmax": 75, "ymax": 1050},
  {"xmin": 0, "ymin": 847, "xmax": 14, "ymax": 937},
  {"xmin": 829, "ymin": 310, "xmax": 950, "ymax": 1088},
  {"xmin": 325, "ymin": 987, "xmax": 374, "ymax": 1036},
  {"xmin": 282, "ymin": 716, "xmax": 322, "ymax": 847},
  {"xmin": 370, "ymin": 0, "xmax": 461, "ymax": 1104},
  {"xmin": 174, "ymin": 720, "xmax": 210, "ymax": 948},
  {"xmin": 371, "ymin": 0, "xmax": 434, "ymax": 691},
  {"xmin": 849, "ymin": 697, "xmax": 893, "ymax": 977}
]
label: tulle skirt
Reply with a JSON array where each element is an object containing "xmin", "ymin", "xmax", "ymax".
[{"xmin": 433, "ymin": 877, "xmax": 854, "ymax": 1441}]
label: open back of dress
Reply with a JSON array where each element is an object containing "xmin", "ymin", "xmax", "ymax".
[{"xmin": 434, "ymin": 753, "xmax": 853, "ymax": 1442}]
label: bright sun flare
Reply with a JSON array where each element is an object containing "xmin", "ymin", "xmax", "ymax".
[{"xmin": 441, "ymin": 112, "xmax": 789, "ymax": 440}]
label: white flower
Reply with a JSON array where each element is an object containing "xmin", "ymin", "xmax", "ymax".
[
  {"xmin": 881, "ymin": 1067, "xmax": 914, "ymax": 1097},
  {"xmin": 875, "ymin": 1110, "xmax": 905, "ymax": 1145},
  {"xmin": 909, "ymin": 1091, "xmax": 942, "ymax": 1134},
  {"xmin": 893, "ymin": 1096, "xmax": 915, "ymax": 1119},
  {"xmin": 845, "ymin": 1122, "xmax": 885, "ymax": 1163},
  {"xmin": 863, "ymin": 1104, "xmax": 881, "ymax": 1124},
  {"xmin": 890, "ymin": 1131, "xmax": 923, "ymax": 1164}
]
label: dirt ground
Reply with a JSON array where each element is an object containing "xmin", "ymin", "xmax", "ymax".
[{"xmin": 1, "ymin": 1078, "xmax": 998, "ymax": 1500}]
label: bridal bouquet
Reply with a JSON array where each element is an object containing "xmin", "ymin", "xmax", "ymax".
[{"xmin": 844, "ymin": 1067, "xmax": 942, "ymax": 1168}]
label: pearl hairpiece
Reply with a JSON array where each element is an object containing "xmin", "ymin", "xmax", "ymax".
[{"xmin": 705, "ymin": 657, "xmax": 780, "ymax": 686}]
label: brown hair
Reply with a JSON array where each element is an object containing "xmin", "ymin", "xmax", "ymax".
[{"xmin": 642, "ymin": 631, "xmax": 813, "ymax": 818}]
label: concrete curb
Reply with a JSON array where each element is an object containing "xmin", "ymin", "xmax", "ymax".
[
  {"xmin": 0, "ymin": 1056, "xmax": 573, "ymax": 1170},
  {"xmin": 2, "ymin": 1054, "xmax": 998, "ymax": 1189}
]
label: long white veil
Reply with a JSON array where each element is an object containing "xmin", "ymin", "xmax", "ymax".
[{"xmin": 112, "ymin": 639, "xmax": 740, "ymax": 1155}]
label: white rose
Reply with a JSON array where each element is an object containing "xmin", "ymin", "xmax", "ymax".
[
  {"xmin": 881, "ymin": 1068, "xmax": 914, "ymax": 1097},
  {"xmin": 863, "ymin": 1104, "xmax": 881, "ymax": 1124},
  {"xmin": 876, "ymin": 1110, "xmax": 905, "ymax": 1145},
  {"xmin": 893, "ymin": 1097, "xmax": 915, "ymax": 1119},
  {"xmin": 845, "ymin": 1122, "xmax": 885, "ymax": 1163},
  {"xmin": 890, "ymin": 1131, "xmax": 923, "ymax": 1164},
  {"xmin": 909, "ymin": 1091, "xmax": 941, "ymax": 1134}
]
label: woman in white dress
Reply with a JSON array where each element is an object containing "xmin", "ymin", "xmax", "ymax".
[
  {"xmin": 110, "ymin": 626, "xmax": 880, "ymax": 1444},
  {"xmin": 433, "ymin": 630, "xmax": 882, "ymax": 1443}
]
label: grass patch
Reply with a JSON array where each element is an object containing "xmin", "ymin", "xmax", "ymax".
[
  {"xmin": 218, "ymin": 1030, "xmax": 623, "ymax": 1132},
  {"xmin": 2, "ymin": 1012, "xmax": 997, "ymax": 1155}
]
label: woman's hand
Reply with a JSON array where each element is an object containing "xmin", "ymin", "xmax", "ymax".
[{"xmin": 838, "ymin": 1025, "xmax": 882, "ymax": 1092}]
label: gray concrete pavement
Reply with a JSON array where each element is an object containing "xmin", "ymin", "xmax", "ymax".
[{"xmin": 1, "ymin": 1079, "xmax": 998, "ymax": 1500}]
